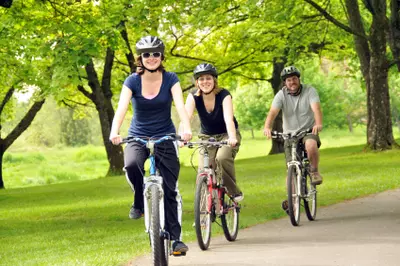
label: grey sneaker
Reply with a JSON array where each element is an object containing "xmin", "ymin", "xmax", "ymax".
[
  {"xmin": 172, "ymin": 241, "xmax": 188, "ymax": 255},
  {"xmin": 310, "ymin": 171, "xmax": 323, "ymax": 185},
  {"xmin": 129, "ymin": 206, "xmax": 143, "ymax": 219}
]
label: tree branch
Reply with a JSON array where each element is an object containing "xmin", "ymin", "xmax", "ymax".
[
  {"xmin": 170, "ymin": 32, "xmax": 216, "ymax": 63},
  {"xmin": 388, "ymin": 59, "xmax": 400, "ymax": 69},
  {"xmin": 303, "ymin": 0, "xmax": 369, "ymax": 40},
  {"xmin": 119, "ymin": 20, "xmax": 136, "ymax": 73},
  {"xmin": 4, "ymin": 99, "xmax": 46, "ymax": 150},
  {"xmin": 230, "ymin": 71, "xmax": 271, "ymax": 81},
  {"xmin": 61, "ymin": 98, "xmax": 92, "ymax": 108},
  {"xmin": 0, "ymin": 86, "xmax": 15, "ymax": 115},
  {"xmin": 101, "ymin": 47, "xmax": 114, "ymax": 99},
  {"xmin": 77, "ymin": 85, "xmax": 94, "ymax": 101},
  {"xmin": 182, "ymin": 84, "xmax": 195, "ymax": 93}
]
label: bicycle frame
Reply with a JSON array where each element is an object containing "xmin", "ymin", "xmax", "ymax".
[
  {"xmin": 122, "ymin": 135, "xmax": 177, "ymax": 254},
  {"xmin": 187, "ymin": 138, "xmax": 240, "ymax": 249},
  {"xmin": 287, "ymin": 137, "xmax": 306, "ymax": 198},
  {"xmin": 142, "ymin": 141, "xmax": 165, "ymax": 235},
  {"xmin": 272, "ymin": 129, "xmax": 318, "ymax": 225},
  {"xmin": 188, "ymin": 140, "xmax": 227, "ymax": 216},
  {"xmin": 273, "ymin": 130, "xmax": 310, "ymax": 198},
  {"xmin": 196, "ymin": 147, "xmax": 224, "ymax": 216}
]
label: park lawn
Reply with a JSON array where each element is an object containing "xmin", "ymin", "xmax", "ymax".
[
  {"xmin": 4, "ymin": 126, "xmax": 397, "ymax": 189},
  {"xmin": 1, "ymin": 142, "xmax": 400, "ymax": 266}
]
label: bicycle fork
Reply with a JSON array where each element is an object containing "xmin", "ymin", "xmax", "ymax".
[{"xmin": 143, "ymin": 176, "xmax": 165, "ymax": 234}]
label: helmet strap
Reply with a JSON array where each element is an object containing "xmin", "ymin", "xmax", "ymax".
[
  {"xmin": 287, "ymin": 84, "xmax": 302, "ymax": 96},
  {"xmin": 203, "ymin": 88, "xmax": 215, "ymax": 95}
]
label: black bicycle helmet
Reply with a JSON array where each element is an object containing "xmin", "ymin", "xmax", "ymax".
[
  {"xmin": 135, "ymin": 36, "xmax": 165, "ymax": 54},
  {"xmin": 280, "ymin": 66, "xmax": 301, "ymax": 81},
  {"xmin": 193, "ymin": 63, "xmax": 218, "ymax": 80}
]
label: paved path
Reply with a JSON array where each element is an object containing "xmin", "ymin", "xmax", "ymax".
[{"xmin": 131, "ymin": 189, "xmax": 400, "ymax": 266}]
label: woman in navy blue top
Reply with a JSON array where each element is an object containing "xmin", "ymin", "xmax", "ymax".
[
  {"xmin": 184, "ymin": 63, "xmax": 243, "ymax": 201},
  {"xmin": 109, "ymin": 36, "xmax": 192, "ymax": 254}
]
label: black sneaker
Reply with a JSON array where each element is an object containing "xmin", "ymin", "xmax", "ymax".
[
  {"xmin": 129, "ymin": 206, "xmax": 143, "ymax": 219},
  {"xmin": 172, "ymin": 241, "xmax": 188, "ymax": 256}
]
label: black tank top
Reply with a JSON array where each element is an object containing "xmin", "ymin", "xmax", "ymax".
[{"xmin": 192, "ymin": 89, "xmax": 239, "ymax": 135}]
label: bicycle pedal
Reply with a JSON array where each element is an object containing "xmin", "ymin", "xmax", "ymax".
[{"xmin": 172, "ymin": 251, "xmax": 186, "ymax": 257}]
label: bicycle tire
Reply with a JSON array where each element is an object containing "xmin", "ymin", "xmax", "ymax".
[
  {"xmin": 287, "ymin": 165, "xmax": 301, "ymax": 226},
  {"xmin": 304, "ymin": 172, "xmax": 317, "ymax": 221},
  {"xmin": 194, "ymin": 174, "xmax": 212, "ymax": 250},
  {"xmin": 160, "ymin": 237, "xmax": 169, "ymax": 266},
  {"xmin": 149, "ymin": 185, "xmax": 162, "ymax": 265},
  {"xmin": 220, "ymin": 190, "xmax": 239, "ymax": 241}
]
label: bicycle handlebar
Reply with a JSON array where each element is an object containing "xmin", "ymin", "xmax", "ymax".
[
  {"xmin": 121, "ymin": 134, "xmax": 182, "ymax": 145},
  {"xmin": 271, "ymin": 128, "xmax": 312, "ymax": 140},
  {"xmin": 183, "ymin": 138, "xmax": 228, "ymax": 149}
]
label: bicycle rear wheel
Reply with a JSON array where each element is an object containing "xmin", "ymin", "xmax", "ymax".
[
  {"xmin": 287, "ymin": 165, "xmax": 301, "ymax": 226},
  {"xmin": 220, "ymin": 191, "xmax": 239, "ymax": 241},
  {"xmin": 194, "ymin": 174, "xmax": 212, "ymax": 250},
  {"xmin": 149, "ymin": 185, "xmax": 162, "ymax": 265},
  {"xmin": 304, "ymin": 173, "xmax": 317, "ymax": 221}
]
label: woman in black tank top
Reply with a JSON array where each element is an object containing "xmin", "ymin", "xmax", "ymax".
[{"xmin": 183, "ymin": 63, "xmax": 243, "ymax": 201}]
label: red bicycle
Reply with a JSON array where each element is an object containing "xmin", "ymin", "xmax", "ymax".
[{"xmin": 185, "ymin": 138, "xmax": 240, "ymax": 250}]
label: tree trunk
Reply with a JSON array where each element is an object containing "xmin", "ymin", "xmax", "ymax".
[
  {"xmin": 82, "ymin": 54, "xmax": 125, "ymax": 176},
  {"xmin": 268, "ymin": 58, "xmax": 286, "ymax": 155},
  {"xmin": 345, "ymin": 0, "xmax": 396, "ymax": 150},
  {"xmin": 250, "ymin": 128, "xmax": 254, "ymax": 139},
  {"xmin": 0, "ymin": 144, "xmax": 4, "ymax": 189},
  {"xmin": 346, "ymin": 114, "xmax": 353, "ymax": 133},
  {"xmin": 367, "ymin": 7, "xmax": 395, "ymax": 150}
]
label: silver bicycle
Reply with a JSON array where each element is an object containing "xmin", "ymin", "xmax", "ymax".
[
  {"xmin": 122, "ymin": 134, "xmax": 184, "ymax": 266},
  {"xmin": 272, "ymin": 129, "xmax": 317, "ymax": 226}
]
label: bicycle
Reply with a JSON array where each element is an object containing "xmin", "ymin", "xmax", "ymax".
[
  {"xmin": 121, "ymin": 134, "xmax": 185, "ymax": 266},
  {"xmin": 184, "ymin": 138, "xmax": 240, "ymax": 250},
  {"xmin": 271, "ymin": 129, "xmax": 317, "ymax": 226}
]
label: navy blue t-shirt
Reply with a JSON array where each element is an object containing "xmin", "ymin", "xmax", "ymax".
[
  {"xmin": 123, "ymin": 71, "xmax": 178, "ymax": 137},
  {"xmin": 192, "ymin": 89, "xmax": 239, "ymax": 135}
]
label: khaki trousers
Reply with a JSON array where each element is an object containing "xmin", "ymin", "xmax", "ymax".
[{"xmin": 197, "ymin": 131, "xmax": 242, "ymax": 195}]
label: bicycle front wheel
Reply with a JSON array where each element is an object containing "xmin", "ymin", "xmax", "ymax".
[
  {"xmin": 149, "ymin": 185, "xmax": 162, "ymax": 265},
  {"xmin": 304, "ymin": 172, "xmax": 317, "ymax": 221},
  {"xmin": 160, "ymin": 234, "xmax": 169, "ymax": 266},
  {"xmin": 287, "ymin": 165, "xmax": 301, "ymax": 226},
  {"xmin": 194, "ymin": 174, "xmax": 212, "ymax": 250},
  {"xmin": 220, "ymin": 191, "xmax": 239, "ymax": 241}
]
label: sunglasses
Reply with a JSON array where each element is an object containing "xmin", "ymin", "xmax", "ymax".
[{"xmin": 141, "ymin": 52, "xmax": 162, "ymax": 58}]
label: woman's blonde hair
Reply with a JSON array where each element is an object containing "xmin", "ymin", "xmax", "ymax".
[
  {"xmin": 194, "ymin": 76, "xmax": 222, "ymax": 96},
  {"xmin": 135, "ymin": 55, "xmax": 165, "ymax": 75}
]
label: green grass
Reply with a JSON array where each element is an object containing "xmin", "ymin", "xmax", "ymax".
[
  {"xmin": 3, "ymin": 145, "xmax": 108, "ymax": 188},
  {"xmin": 4, "ymin": 127, "xmax": 399, "ymax": 189},
  {"xmin": 1, "ymin": 136, "xmax": 400, "ymax": 265}
]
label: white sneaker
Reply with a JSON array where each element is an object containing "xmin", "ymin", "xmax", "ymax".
[{"xmin": 233, "ymin": 192, "xmax": 244, "ymax": 202}]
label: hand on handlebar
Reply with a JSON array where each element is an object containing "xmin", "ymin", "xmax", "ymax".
[
  {"xmin": 227, "ymin": 137, "xmax": 237, "ymax": 147},
  {"xmin": 263, "ymin": 127, "xmax": 272, "ymax": 139},
  {"xmin": 312, "ymin": 124, "xmax": 323, "ymax": 135},
  {"xmin": 109, "ymin": 133, "xmax": 122, "ymax": 145},
  {"xmin": 180, "ymin": 130, "xmax": 192, "ymax": 142}
]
